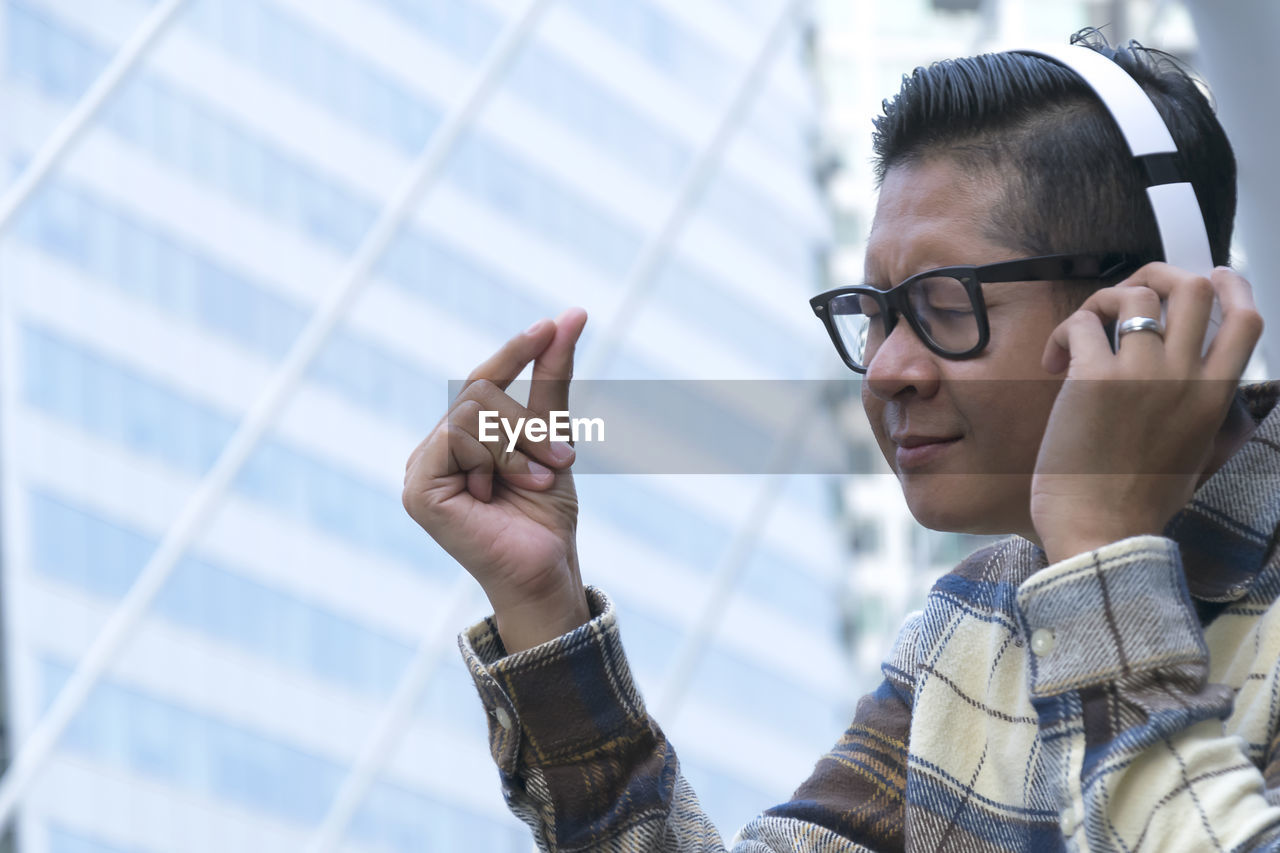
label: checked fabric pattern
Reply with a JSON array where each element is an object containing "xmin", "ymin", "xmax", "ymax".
[{"xmin": 459, "ymin": 382, "xmax": 1280, "ymax": 851}]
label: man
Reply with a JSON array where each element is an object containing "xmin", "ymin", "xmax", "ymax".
[{"xmin": 404, "ymin": 33, "xmax": 1280, "ymax": 851}]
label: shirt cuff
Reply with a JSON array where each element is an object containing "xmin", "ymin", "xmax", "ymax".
[
  {"xmin": 457, "ymin": 586, "xmax": 648, "ymax": 777},
  {"xmin": 1015, "ymin": 535, "xmax": 1208, "ymax": 698}
]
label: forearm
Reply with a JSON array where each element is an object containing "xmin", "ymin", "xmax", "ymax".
[
  {"xmin": 460, "ymin": 587, "xmax": 730, "ymax": 851},
  {"xmin": 459, "ymin": 586, "xmax": 909, "ymax": 852}
]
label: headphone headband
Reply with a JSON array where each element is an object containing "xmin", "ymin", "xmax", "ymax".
[{"xmin": 1014, "ymin": 44, "xmax": 1214, "ymax": 278}]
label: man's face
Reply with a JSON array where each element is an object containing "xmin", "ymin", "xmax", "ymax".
[{"xmin": 861, "ymin": 157, "xmax": 1069, "ymax": 537}]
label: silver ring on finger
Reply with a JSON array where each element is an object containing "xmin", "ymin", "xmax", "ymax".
[{"xmin": 1117, "ymin": 315, "xmax": 1164, "ymax": 341}]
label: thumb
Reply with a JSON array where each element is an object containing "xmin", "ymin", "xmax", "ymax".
[{"xmin": 528, "ymin": 307, "xmax": 588, "ymax": 421}]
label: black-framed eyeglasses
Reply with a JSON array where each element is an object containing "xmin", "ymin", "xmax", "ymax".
[{"xmin": 809, "ymin": 252, "xmax": 1144, "ymax": 374}]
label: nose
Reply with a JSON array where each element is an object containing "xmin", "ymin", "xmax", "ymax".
[{"xmin": 863, "ymin": 318, "xmax": 941, "ymax": 401}]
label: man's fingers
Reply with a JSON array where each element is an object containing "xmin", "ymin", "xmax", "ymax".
[
  {"xmin": 449, "ymin": 383, "xmax": 576, "ymax": 470},
  {"xmin": 456, "ymin": 318, "xmax": 558, "ymax": 400},
  {"xmin": 1077, "ymin": 285, "xmax": 1165, "ymax": 361},
  {"xmin": 1204, "ymin": 266, "xmax": 1265, "ymax": 381},
  {"xmin": 1114, "ymin": 262, "xmax": 1214, "ymax": 360},
  {"xmin": 1043, "ymin": 305, "xmax": 1115, "ymax": 374},
  {"xmin": 439, "ymin": 422, "xmax": 495, "ymax": 501},
  {"xmin": 528, "ymin": 307, "xmax": 588, "ymax": 427},
  {"xmin": 419, "ymin": 419, "xmax": 555, "ymax": 505}
]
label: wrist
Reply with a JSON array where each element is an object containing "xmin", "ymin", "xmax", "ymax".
[
  {"xmin": 491, "ymin": 579, "xmax": 591, "ymax": 655},
  {"xmin": 1041, "ymin": 530, "xmax": 1161, "ymax": 565},
  {"xmin": 1043, "ymin": 538, "xmax": 1114, "ymax": 565}
]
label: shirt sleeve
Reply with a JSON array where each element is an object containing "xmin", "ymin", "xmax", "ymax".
[
  {"xmin": 457, "ymin": 585, "xmax": 922, "ymax": 852},
  {"xmin": 1014, "ymin": 535, "xmax": 1280, "ymax": 851}
]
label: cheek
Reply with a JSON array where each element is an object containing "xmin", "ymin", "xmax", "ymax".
[
  {"xmin": 984, "ymin": 304, "xmax": 1066, "ymax": 378},
  {"xmin": 964, "ymin": 381, "xmax": 1059, "ymax": 468},
  {"xmin": 861, "ymin": 387, "xmax": 889, "ymax": 439}
]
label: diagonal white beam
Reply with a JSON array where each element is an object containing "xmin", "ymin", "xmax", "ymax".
[
  {"xmin": 577, "ymin": 0, "xmax": 812, "ymax": 381},
  {"xmin": 654, "ymin": 365, "xmax": 835, "ymax": 721},
  {"xmin": 304, "ymin": 3, "xmax": 814, "ymax": 852},
  {"xmin": 0, "ymin": 0, "xmax": 554, "ymax": 831},
  {"xmin": 303, "ymin": 574, "xmax": 480, "ymax": 853},
  {"xmin": 0, "ymin": 0, "xmax": 190, "ymax": 234}
]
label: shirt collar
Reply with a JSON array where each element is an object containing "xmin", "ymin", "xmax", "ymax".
[{"xmin": 1164, "ymin": 381, "xmax": 1280, "ymax": 602}]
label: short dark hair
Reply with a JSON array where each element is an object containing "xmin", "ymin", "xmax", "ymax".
[{"xmin": 871, "ymin": 29, "xmax": 1236, "ymax": 310}]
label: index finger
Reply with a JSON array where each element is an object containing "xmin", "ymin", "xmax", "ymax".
[{"xmin": 455, "ymin": 319, "xmax": 558, "ymax": 401}]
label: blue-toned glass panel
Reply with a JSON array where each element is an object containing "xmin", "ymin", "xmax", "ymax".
[
  {"xmin": 694, "ymin": 641, "xmax": 843, "ymax": 737},
  {"xmin": 185, "ymin": 0, "xmax": 443, "ymax": 154},
  {"xmin": 43, "ymin": 659, "xmax": 523, "ymax": 848},
  {"xmin": 447, "ymin": 132, "xmax": 642, "ymax": 277},
  {"xmin": 651, "ymin": 257, "xmax": 811, "ymax": 378},
  {"xmin": 506, "ymin": 44, "xmax": 692, "ymax": 186},
  {"xmin": 680, "ymin": 759, "xmax": 778, "ymax": 841},
  {"xmin": 13, "ymin": 178, "xmax": 444, "ymax": 427},
  {"xmin": 562, "ymin": 0, "xmax": 733, "ymax": 105},
  {"xmin": 738, "ymin": 546, "xmax": 840, "ymax": 639},
  {"xmin": 48, "ymin": 826, "xmax": 142, "ymax": 853},
  {"xmin": 417, "ymin": 656, "xmax": 492, "ymax": 737},
  {"xmin": 44, "ymin": 658, "xmax": 345, "ymax": 825},
  {"xmin": 701, "ymin": 172, "xmax": 818, "ymax": 275},
  {"xmin": 375, "ymin": 227, "xmax": 552, "ymax": 338},
  {"xmin": 2, "ymin": 1, "xmax": 379, "ymax": 254},
  {"xmin": 9, "ymin": 3, "xmax": 644, "ymax": 282},
  {"xmin": 575, "ymin": 476, "xmax": 733, "ymax": 571},
  {"xmin": 20, "ymin": 327, "xmax": 446, "ymax": 573},
  {"xmin": 612, "ymin": 603, "xmax": 682, "ymax": 679},
  {"xmin": 28, "ymin": 492, "xmax": 414, "ymax": 696},
  {"xmin": 361, "ymin": 0, "xmax": 501, "ymax": 65},
  {"xmin": 192, "ymin": 0, "xmax": 693, "ymax": 199},
  {"xmin": 3, "ymin": 0, "xmax": 99, "ymax": 99},
  {"xmin": 349, "ymin": 776, "xmax": 529, "ymax": 853},
  {"xmin": 746, "ymin": 86, "xmax": 814, "ymax": 165}
]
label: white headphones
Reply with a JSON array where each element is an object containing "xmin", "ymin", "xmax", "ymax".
[{"xmin": 1016, "ymin": 44, "xmax": 1222, "ymax": 354}]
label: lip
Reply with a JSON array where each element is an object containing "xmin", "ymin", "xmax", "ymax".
[{"xmin": 893, "ymin": 435, "xmax": 961, "ymax": 469}]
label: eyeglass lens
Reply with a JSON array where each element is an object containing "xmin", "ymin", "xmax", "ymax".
[{"xmin": 829, "ymin": 274, "xmax": 980, "ymax": 368}]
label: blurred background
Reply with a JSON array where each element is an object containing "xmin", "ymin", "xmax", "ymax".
[{"xmin": 0, "ymin": 0, "xmax": 1274, "ymax": 850}]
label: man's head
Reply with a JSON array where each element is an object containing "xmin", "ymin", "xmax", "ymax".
[
  {"xmin": 872, "ymin": 29, "xmax": 1236, "ymax": 293},
  {"xmin": 858, "ymin": 31, "xmax": 1238, "ymax": 538}
]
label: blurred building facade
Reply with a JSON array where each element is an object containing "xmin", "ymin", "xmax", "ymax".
[{"xmin": 0, "ymin": 0, "xmax": 850, "ymax": 851}]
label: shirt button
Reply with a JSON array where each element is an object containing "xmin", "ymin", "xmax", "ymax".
[
  {"xmin": 1060, "ymin": 810, "xmax": 1072, "ymax": 834},
  {"xmin": 493, "ymin": 707, "xmax": 514, "ymax": 731},
  {"xmin": 1031, "ymin": 628, "xmax": 1056, "ymax": 656},
  {"xmin": 1227, "ymin": 582, "xmax": 1249, "ymax": 599}
]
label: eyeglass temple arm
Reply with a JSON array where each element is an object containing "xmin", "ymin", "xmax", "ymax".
[{"xmin": 975, "ymin": 253, "xmax": 1144, "ymax": 283}]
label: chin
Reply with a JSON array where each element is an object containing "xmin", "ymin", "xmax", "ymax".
[{"xmin": 900, "ymin": 474, "xmax": 1028, "ymax": 537}]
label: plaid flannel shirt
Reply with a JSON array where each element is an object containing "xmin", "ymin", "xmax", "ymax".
[{"xmin": 459, "ymin": 381, "xmax": 1280, "ymax": 852}]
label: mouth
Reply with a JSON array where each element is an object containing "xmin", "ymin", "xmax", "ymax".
[{"xmin": 892, "ymin": 435, "xmax": 961, "ymax": 470}]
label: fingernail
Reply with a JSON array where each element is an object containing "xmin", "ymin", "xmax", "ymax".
[
  {"xmin": 550, "ymin": 441, "xmax": 574, "ymax": 462},
  {"xmin": 528, "ymin": 460, "xmax": 552, "ymax": 480},
  {"xmin": 525, "ymin": 319, "xmax": 547, "ymax": 335}
]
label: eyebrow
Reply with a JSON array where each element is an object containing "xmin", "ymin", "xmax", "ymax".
[{"xmin": 863, "ymin": 259, "xmax": 955, "ymax": 290}]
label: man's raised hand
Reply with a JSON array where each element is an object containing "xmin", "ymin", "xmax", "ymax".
[
  {"xmin": 1033, "ymin": 265, "xmax": 1263, "ymax": 564},
  {"xmin": 403, "ymin": 308, "xmax": 591, "ymax": 653}
]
